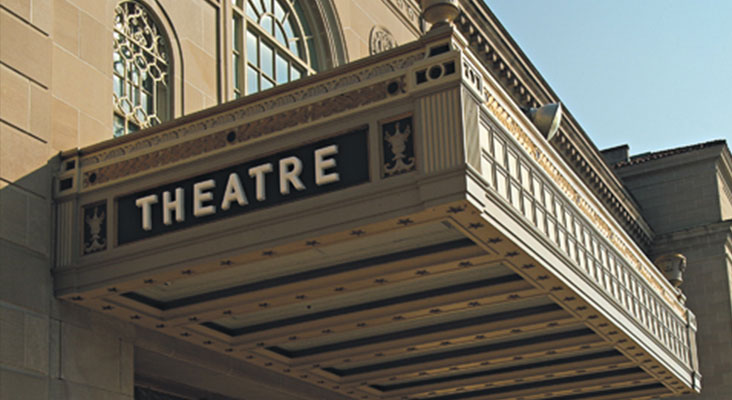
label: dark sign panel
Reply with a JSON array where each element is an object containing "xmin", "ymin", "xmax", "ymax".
[{"xmin": 117, "ymin": 127, "xmax": 369, "ymax": 244}]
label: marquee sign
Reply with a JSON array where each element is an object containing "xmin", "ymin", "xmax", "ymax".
[{"xmin": 117, "ymin": 126, "xmax": 369, "ymax": 244}]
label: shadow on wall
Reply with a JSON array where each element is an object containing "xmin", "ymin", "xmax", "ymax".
[
  {"xmin": 0, "ymin": 151, "xmax": 349, "ymax": 400},
  {"xmin": 0, "ymin": 156, "xmax": 58, "ymax": 315}
]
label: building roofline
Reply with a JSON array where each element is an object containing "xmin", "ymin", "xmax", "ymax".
[{"xmin": 613, "ymin": 140, "xmax": 727, "ymax": 169}]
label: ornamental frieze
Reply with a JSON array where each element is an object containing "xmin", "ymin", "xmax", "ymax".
[
  {"xmin": 82, "ymin": 80, "xmax": 395, "ymax": 189},
  {"xmin": 482, "ymin": 87, "xmax": 685, "ymax": 317},
  {"xmin": 80, "ymin": 51, "xmax": 426, "ymax": 169}
]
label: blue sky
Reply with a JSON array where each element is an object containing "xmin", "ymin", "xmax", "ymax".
[{"xmin": 486, "ymin": 0, "xmax": 732, "ymax": 155}]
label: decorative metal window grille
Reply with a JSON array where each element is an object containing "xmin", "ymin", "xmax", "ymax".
[
  {"xmin": 232, "ymin": 0, "xmax": 317, "ymax": 98},
  {"xmin": 113, "ymin": 1, "xmax": 170, "ymax": 137}
]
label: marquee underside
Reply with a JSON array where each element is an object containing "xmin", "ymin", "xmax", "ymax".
[{"xmin": 62, "ymin": 205, "xmax": 682, "ymax": 400}]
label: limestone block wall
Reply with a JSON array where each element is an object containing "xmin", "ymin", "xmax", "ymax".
[
  {"xmin": 0, "ymin": 1, "xmax": 419, "ymax": 399},
  {"xmin": 616, "ymin": 154, "xmax": 721, "ymax": 235},
  {"xmin": 1, "ymin": 240, "xmax": 135, "ymax": 400},
  {"xmin": 616, "ymin": 145, "xmax": 732, "ymax": 399},
  {"xmin": 333, "ymin": 0, "xmax": 421, "ymax": 60},
  {"xmin": 0, "ymin": 0, "xmax": 418, "ymax": 176},
  {"xmin": 654, "ymin": 223, "xmax": 732, "ymax": 400},
  {"xmin": 0, "ymin": 0, "xmax": 219, "ymax": 154},
  {"xmin": 157, "ymin": 0, "xmax": 219, "ymax": 114}
]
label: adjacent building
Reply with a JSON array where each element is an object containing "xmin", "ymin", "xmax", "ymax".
[
  {"xmin": 608, "ymin": 141, "xmax": 732, "ymax": 399},
  {"xmin": 0, "ymin": 0, "xmax": 723, "ymax": 399}
]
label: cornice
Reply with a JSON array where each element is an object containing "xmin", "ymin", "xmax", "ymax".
[
  {"xmin": 473, "ymin": 48, "xmax": 687, "ymax": 318},
  {"xmin": 718, "ymin": 144, "xmax": 732, "ymax": 198},
  {"xmin": 614, "ymin": 144, "xmax": 723, "ymax": 179},
  {"xmin": 454, "ymin": 0, "xmax": 654, "ymax": 251},
  {"xmin": 652, "ymin": 220, "xmax": 732, "ymax": 256},
  {"xmin": 614, "ymin": 140, "xmax": 726, "ymax": 173}
]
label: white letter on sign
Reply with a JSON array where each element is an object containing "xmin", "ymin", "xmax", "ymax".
[
  {"xmin": 249, "ymin": 163, "xmax": 273, "ymax": 201},
  {"xmin": 193, "ymin": 179, "xmax": 216, "ymax": 217},
  {"xmin": 135, "ymin": 194, "xmax": 158, "ymax": 231},
  {"xmin": 162, "ymin": 188, "xmax": 185, "ymax": 226},
  {"xmin": 314, "ymin": 145, "xmax": 340, "ymax": 186},
  {"xmin": 221, "ymin": 172, "xmax": 248, "ymax": 210},
  {"xmin": 279, "ymin": 156, "xmax": 305, "ymax": 195}
]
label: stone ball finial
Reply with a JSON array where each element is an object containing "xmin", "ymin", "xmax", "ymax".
[
  {"xmin": 421, "ymin": 0, "xmax": 460, "ymax": 28},
  {"xmin": 654, "ymin": 253, "xmax": 687, "ymax": 288}
]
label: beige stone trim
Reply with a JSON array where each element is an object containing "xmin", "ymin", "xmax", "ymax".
[
  {"xmin": 463, "ymin": 37, "xmax": 686, "ymax": 320},
  {"xmin": 382, "ymin": 0, "xmax": 422, "ymax": 35}
]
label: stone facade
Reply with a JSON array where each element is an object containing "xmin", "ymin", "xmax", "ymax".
[
  {"xmin": 613, "ymin": 141, "xmax": 732, "ymax": 400},
  {"xmin": 0, "ymin": 0, "xmax": 713, "ymax": 399},
  {"xmin": 0, "ymin": 1, "xmax": 419, "ymax": 399}
]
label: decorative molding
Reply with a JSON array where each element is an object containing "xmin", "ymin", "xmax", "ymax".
[
  {"xmin": 370, "ymin": 25, "xmax": 397, "ymax": 55},
  {"xmin": 414, "ymin": 59, "xmax": 457, "ymax": 87},
  {"xmin": 718, "ymin": 169, "xmax": 732, "ymax": 213},
  {"xmin": 461, "ymin": 56, "xmax": 483, "ymax": 97},
  {"xmin": 654, "ymin": 253, "xmax": 687, "ymax": 289},
  {"xmin": 463, "ymin": 87, "xmax": 480, "ymax": 173},
  {"xmin": 556, "ymin": 135, "xmax": 652, "ymax": 249},
  {"xmin": 56, "ymin": 201, "xmax": 74, "ymax": 266},
  {"xmin": 454, "ymin": 7, "xmax": 654, "ymax": 251},
  {"xmin": 382, "ymin": 0, "xmax": 421, "ymax": 34},
  {"xmin": 82, "ymin": 80, "xmax": 395, "ymax": 188},
  {"xmin": 481, "ymin": 119, "xmax": 690, "ymax": 366},
  {"xmin": 652, "ymin": 220, "xmax": 732, "ymax": 254},
  {"xmin": 76, "ymin": 47, "xmax": 428, "ymax": 189},
  {"xmin": 83, "ymin": 202, "xmax": 107, "ymax": 254},
  {"xmin": 382, "ymin": 116, "xmax": 415, "ymax": 176},
  {"xmin": 79, "ymin": 50, "xmax": 425, "ymax": 172},
  {"xmin": 482, "ymin": 88, "xmax": 686, "ymax": 319},
  {"xmin": 419, "ymin": 88, "xmax": 461, "ymax": 174}
]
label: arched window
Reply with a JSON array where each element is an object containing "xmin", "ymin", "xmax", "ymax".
[
  {"xmin": 113, "ymin": 1, "xmax": 171, "ymax": 137},
  {"xmin": 232, "ymin": 0, "xmax": 317, "ymax": 98}
]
